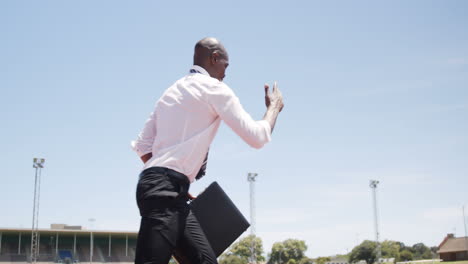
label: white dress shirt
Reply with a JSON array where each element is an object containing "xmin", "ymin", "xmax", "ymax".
[{"xmin": 131, "ymin": 65, "xmax": 272, "ymax": 182}]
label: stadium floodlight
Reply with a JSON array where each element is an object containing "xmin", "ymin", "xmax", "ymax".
[
  {"xmin": 369, "ymin": 180, "xmax": 381, "ymax": 263},
  {"xmin": 31, "ymin": 158, "xmax": 45, "ymax": 264}
]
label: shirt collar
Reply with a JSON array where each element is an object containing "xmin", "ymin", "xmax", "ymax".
[{"xmin": 190, "ymin": 65, "xmax": 210, "ymax": 76}]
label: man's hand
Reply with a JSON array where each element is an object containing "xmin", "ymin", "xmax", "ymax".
[
  {"xmin": 140, "ymin": 153, "xmax": 153, "ymax": 164},
  {"xmin": 263, "ymin": 81, "xmax": 284, "ymax": 133},
  {"xmin": 188, "ymin": 193, "xmax": 197, "ymax": 200},
  {"xmin": 264, "ymin": 81, "xmax": 284, "ymax": 112}
]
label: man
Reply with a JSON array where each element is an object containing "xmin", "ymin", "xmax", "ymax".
[{"xmin": 131, "ymin": 37, "xmax": 284, "ymax": 264}]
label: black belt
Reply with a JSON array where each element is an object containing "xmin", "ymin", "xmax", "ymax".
[{"xmin": 140, "ymin": 166, "xmax": 190, "ymax": 184}]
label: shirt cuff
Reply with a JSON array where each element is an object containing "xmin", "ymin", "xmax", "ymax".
[
  {"xmin": 258, "ymin": 120, "xmax": 272, "ymax": 144},
  {"xmin": 130, "ymin": 141, "xmax": 152, "ymax": 158}
]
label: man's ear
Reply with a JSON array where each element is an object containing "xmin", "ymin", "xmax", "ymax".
[{"xmin": 210, "ymin": 52, "xmax": 219, "ymax": 64}]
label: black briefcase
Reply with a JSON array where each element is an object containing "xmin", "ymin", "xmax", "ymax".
[{"xmin": 189, "ymin": 181, "xmax": 250, "ymax": 256}]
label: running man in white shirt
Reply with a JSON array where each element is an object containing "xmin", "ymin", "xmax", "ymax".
[{"xmin": 132, "ymin": 37, "xmax": 284, "ymax": 264}]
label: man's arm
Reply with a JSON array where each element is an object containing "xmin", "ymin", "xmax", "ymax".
[
  {"xmin": 206, "ymin": 81, "xmax": 283, "ymax": 149},
  {"xmin": 263, "ymin": 82, "xmax": 284, "ymax": 133},
  {"xmin": 131, "ymin": 110, "xmax": 157, "ymax": 160}
]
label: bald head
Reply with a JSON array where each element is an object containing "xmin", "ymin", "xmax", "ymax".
[
  {"xmin": 193, "ymin": 37, "xmax": 230, "ymax": 81},
  {"xmin": 193, "ymin": 37, "xmax": 228, "ymax": 65}
]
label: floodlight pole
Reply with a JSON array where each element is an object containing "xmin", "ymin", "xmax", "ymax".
[
  {"xmin": 247, "ymin": 173, "xmax": 258, "ymax": 235},
  {"xmin": 31, "ymin": 158, "xmax": 45, "ymax": 264},
  {"xmin": 463, "ymin": 205, "xmax": 468, "ymax": 255},
  {"xmin": 247, "ymin": 173, "xmax": 258, "ymax": 264},
  {"xmin": 89, "ymin": 218, "xmax": 95, "ymax": 264},
  {"xmin": 369, "ymin": 180, "xmax": 381, "ymax": 263}
]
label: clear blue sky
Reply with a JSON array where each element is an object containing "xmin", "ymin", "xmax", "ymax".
[{"xmin": 1, "ymin": 0, "xmax": 467, "ymax": 258}]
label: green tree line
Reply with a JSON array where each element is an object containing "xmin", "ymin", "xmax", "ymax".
[
  {"xmin": 348, "ymin": 240, "xmax": 437, "ymax": 264},
  {"xmin": 218, "ymin": 236, "xmax": 437, "ymax": 264},
  {"xmin": 219, "ymin": 235, "xmax": 313, "ymax": 264}
]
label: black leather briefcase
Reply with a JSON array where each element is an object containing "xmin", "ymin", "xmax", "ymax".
[{"xmin": 189, "ymin": 181, "xmax": 250, "ymax": 256}]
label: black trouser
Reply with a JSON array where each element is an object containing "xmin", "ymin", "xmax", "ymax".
[{"xmin": 135, "ymin": 167, "xmax": 217, "ymax": 264}]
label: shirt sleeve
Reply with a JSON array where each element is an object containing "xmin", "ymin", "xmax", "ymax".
[
  {"xmin": 206, "ymin": 83, "xmax": 272, "ymax": 149},
  {"xmin": 131, "ymin": 110, "xmax": 157, "ymax": 157}
]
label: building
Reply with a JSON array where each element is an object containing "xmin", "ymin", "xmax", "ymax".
[
  {"xmin": 437, "ymin": 233, "xmax": 468, "ymax": 261},
  {"xmin": 0, "ymin": 224, "xmax": 137, "ymax": 263}
]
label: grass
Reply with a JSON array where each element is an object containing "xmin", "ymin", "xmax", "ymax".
[
  {"xmin": 409, "ymin": 261, "xmax": 468, "ymax": 264},
  {"xmin": 397, "ymin": 260, "xmax": 468, "ymax": 264}
]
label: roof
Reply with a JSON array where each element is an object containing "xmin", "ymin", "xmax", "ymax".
[
  {"xmin": 0, "ymin": 227, "xmax": 137, "ymax": 236},
  {"xmin": 438, "ymin": 236, "xmax": 468, "ymax": 253}
]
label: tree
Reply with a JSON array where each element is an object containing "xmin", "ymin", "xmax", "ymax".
[
  {"xmin": 315, "ymin": 257, "xmax": 331, "ymax": 264},
  {"xmin": 399, "ymin": 250, "xmax": 413, "ymax": 261},
  {"xmin": 411, "ymin": 243, "xmax": 431, "ymax": 260},
  {"xmin": 381, "ymin": 240, "xmax": 401, "ymax": 260},
  {"xmin": 219, "ymin": 254, "xmax": 246, "ymax": 264},
  {"xmin": 269, "ymin": 242, "xmax": 286, "ymax": 264},
  {"xmin": 225, "ymin": 235, "xmax": 265, "ymax": 263},
  {"xmin": 349, "ymin": 240, "xmax": 378, "ymax": 264},
  {"xmin": 299, "ymin": 257, "xmax": 314, "ymax": 264},
  {"xmin": 269, "ymin": 239, "xmax": 308, "ymax": 264}
]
